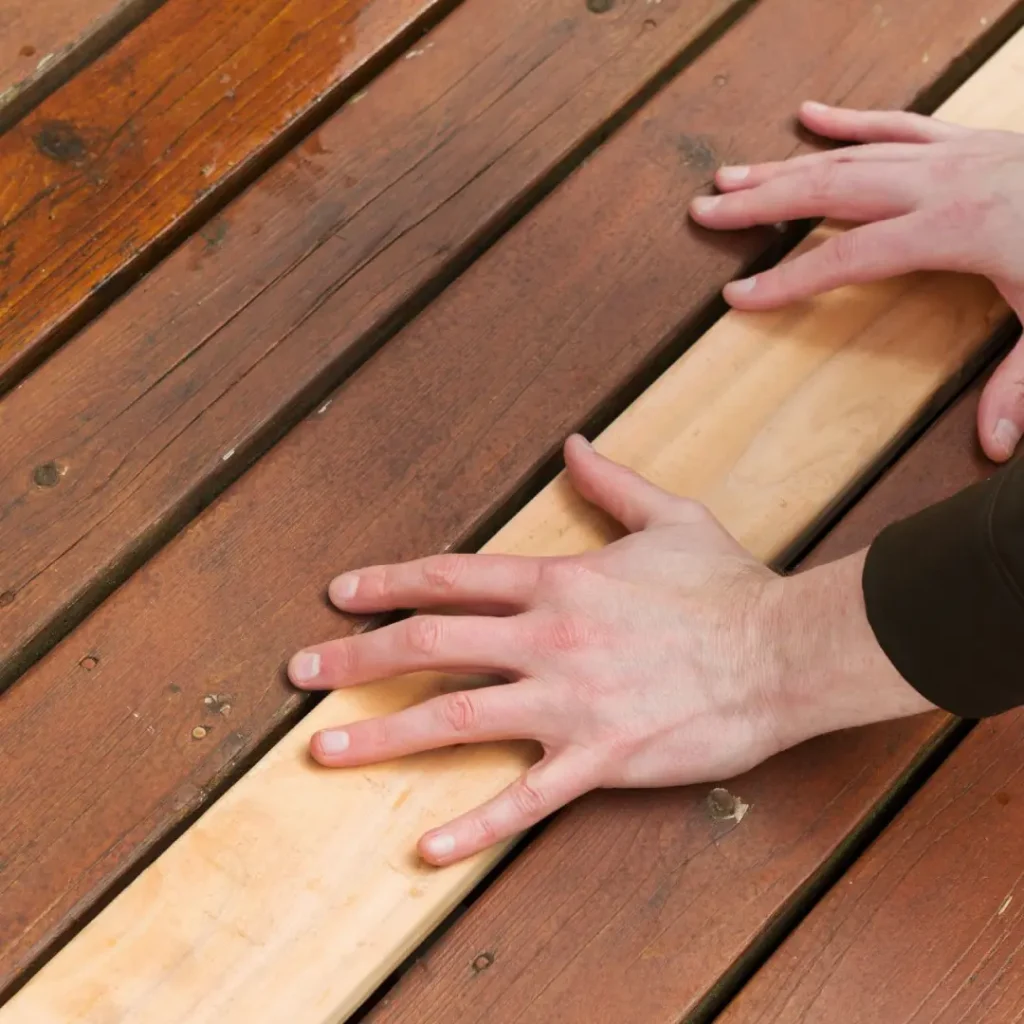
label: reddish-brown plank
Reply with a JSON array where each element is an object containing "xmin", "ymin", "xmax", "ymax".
[
  {"xmin": 0, "ymin": 0, "xmax": 743, "ymax": 688},
  {"xmin": 0, "ymin": 0, "xmax": 455, "ymax": 390},
  {"xmin": 362, "ymin": 378, "xmax": 999, "ymax": 1024},
  {"xmin": 0, "ymin": 0, "xmax": 163, "ymax": 132},
  {"xmin": 720, "ymin": 710, "xmax": 1024, "ymax": 1023},
  {"xmin": 0, "ymin": 0, "xmax": 1016, "ymax": 998}
]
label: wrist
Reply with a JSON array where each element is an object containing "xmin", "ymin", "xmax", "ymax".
[{"xmin": 762, "ymin": 549, "xmax": 938, "ymax": 750}]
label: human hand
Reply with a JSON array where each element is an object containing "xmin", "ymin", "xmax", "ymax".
[
  {"xmin": 689, "ymin": 103, "xmax": 1024, "ymax": 462},
  {"xmin": 288, "ymin": 437, "xmax": 932, "ymax": 865}
]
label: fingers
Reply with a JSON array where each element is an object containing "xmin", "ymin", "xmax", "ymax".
[
  {"xmin": 978, "ymin": 332, "xmax": 1024, "ymax": 462},
  {"xmin": 311, "ymin": 682, "xmax": 552, "ymax": 766},
  {"xmin": 328, "ymin": 552, "xmax": 542, "ymax": 615},
  {"xmin": 797, "ymin": 101, "xmax": 966, "ymax": 144},
  {"xmin": 692, "ymin": 162, "xmax": 920, "ymax": 230},
  {"xmin": 721, "ymin": 211, "xmax": 964, "ymax": 310},
  {"xmin": 714, "ymin": 143, "xmax": 929, "ymax": 193},
  {"xmin": 563, "ymin": 434, "xmax": 686, "ymax": 532},
  {"xmin": 418, "ymin": 750, "xmax": 598, "ymax": 865},
  {"xmin": 288, "ymin": 614, "xmax": 527, "ymax": 689}
]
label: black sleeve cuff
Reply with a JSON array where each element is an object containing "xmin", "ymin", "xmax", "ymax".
[{"xmin": 862, "ymin": 455, "xmax": 1024, "ymax": 718}]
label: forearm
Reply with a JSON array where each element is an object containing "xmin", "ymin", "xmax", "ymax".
[{"xmin": 862, "ymin": 454, "xmax": 1024, "ymax": 718}]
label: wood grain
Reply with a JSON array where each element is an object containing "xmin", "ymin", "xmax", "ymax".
[
  {"xmin": 0, "ymin": 0, "xmax": 457, "ymax": 390},
  {"xmin": 366, "ymin": 376, "xmax": 1000, "ymax": 1024},
  {"xmin": 0, "ymin": 0, "xmax": 164, "ymax": 132},
  {"xmin": 4, "ymin": 31, "xmax": 1019, "ymax": 1016},
  {"xmin": 0, "ymin": 0, "xmax": 742, "ymax": 687},
  {"xmin": 719, "ymin": 708, "xmax": 1024, "ymax": 1024},
  {"xmin": 0, "ymin": 0, "xmax": 1018, "ymax": 1003}
]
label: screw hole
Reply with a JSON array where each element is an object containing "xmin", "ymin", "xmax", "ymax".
[
  {"xmin": 80, "ymin": 655, "xmax": 99, "ymax": 671},
  {"xmin": 33, "ymin": 462, "xmax": 61, "ymax": 488}
]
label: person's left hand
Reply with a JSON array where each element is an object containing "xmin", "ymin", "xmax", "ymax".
[{"xmin": 288, "ymin": 436, "xmax": 930, "ymax": 865}]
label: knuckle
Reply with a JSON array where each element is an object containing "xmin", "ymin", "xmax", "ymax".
[
  {"xmin": 472, "ymin": 813, "xmax": 501, "ymax": 848},
  {"xmin": 405, "ymin": 615, "xmax": 444, "ymax": 656},
  {"xmin": 421, "ymin": 554, "xmax": 465, "ymax": 593},
  {"xmin": 807, "ymin": 161, "xmax": 841, "ymax": 200},
  {"xmin": 440, "ymin": 691, "xmax": 479, "ymax": 734},
  {"xmin": 510, "ymin": 778, "xmax": 548, "ymax": 819},
  {"xmin": 939, "ymin": 197, "xmax": 981, "ymax": 232},
  {"xmin": 537, "ymin": 559, "xmax": 591, "ymax": 596},
  {"xmin": 538, "ymin": 613, "xmax": 597, "ymax": 654},
  {"xmin": 827, "ymin": 229, "xmax": 861, "ymax": 271}
]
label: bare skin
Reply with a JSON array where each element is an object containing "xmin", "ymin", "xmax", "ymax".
[{"xmin": 290, "ymin": 104, "xmax": 1021, "ymax": 866}]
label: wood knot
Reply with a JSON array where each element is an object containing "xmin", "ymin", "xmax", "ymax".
[
  {"xmin": 19, "ymin": 44, "xmax": 36, "ymax": 58},
  {"xmin": 34, "ymin": 121, "xmax": 87, "ymax": 164},
  {"xmin": 0, "ymin": 590, "xmax": 14, "ymax": 609},
  {"xmin": 586, "ymin": 0, "xmax": 613, "ymax": 12},
  {"xmin": 471, "ymin": 952, "xmax": 495, "ymax": 974},
  {"xmin": 33, "ymin": 461, "xmax": 61, "ymax": 487},
  {"xmin": 707, "ymin": 787, "xmax": 749, "ymax": 823}
]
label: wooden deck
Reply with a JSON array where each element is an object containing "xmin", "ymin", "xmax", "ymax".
[{"xmin": 0, "ymin": 1, "xmax": 1022, "ymax": 1019}]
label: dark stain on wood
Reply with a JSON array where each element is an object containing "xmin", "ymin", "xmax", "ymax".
[{"xmin": 33, "ymin": 121, "xmax": 88, "ymax": 164}]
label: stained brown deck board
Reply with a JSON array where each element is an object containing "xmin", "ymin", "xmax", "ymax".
[{"xmin": 0, "ymin": 0, "xmax": 1018, "ymax": 1000}]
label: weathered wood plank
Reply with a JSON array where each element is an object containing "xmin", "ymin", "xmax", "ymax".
[
  {"xmin": 0, "ymin": 0, "xmax": 164, "ymax": 133},
  {"xmin": 719, "ymin": 707, "xmax": 1024, "ymax": 1024},
  {"xmin": 0, "ymin": 0, "xmax": 457, "ymax": 390},
  {"xmin": 4, "ymin": 31, "xmax": 1021, "ymax": 1016},
  {"xmin": 366, "ymin": 375, "xmax": 999, "ymax": 1024},
  {"xmin": 0, "ymin": 0, "xmax": 743, "ymax": 688},
  {"xmin": 0, "ymin": 0, "xmax": 1018, "ymax": 1001}
]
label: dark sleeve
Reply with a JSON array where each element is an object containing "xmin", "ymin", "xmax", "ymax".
[{"xmin": 862, "ymin": 454, "xmax": 1024, "ymax": 718}]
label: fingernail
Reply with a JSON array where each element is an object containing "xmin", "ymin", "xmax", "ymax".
[
  {"xmin": 318, "ymin": 729, "xmax": 350, "ymax": 755},
  {"xmin": 424, "ymin": 833, "xmax": 456, "ymax": 858},
  {"xmin": 993, "ymin": 418, "xmax": 1021, "ymax": 457},
  {"xmin": 330, "ymin": 573, "xmax": 359, "ymax": 603},
  {"xmin": 577, "ymin": 434, "xmax": 593, "ymax": 450},
  {"xmin": 803, "ymin": 100, "xmax": 828, "ymax": 113},
  {"xmin": 717, "ymin": 165, "xmax": 749, "ymax": 184},
  {"xmin": 289, "ymin": 651, "xmax": 321, "ymax": 684},
  {"xmin": 728, "ymin": 276, "xmax": 758, "ymax": 294},
  {"xmin": 691, "ymin": 195, "xmax": 720, "ymax": 215}
]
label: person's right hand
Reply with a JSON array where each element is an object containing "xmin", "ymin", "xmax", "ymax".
[{"xmin": 689, "ymin": 102, "xmax": 1024, "ymax": 463}]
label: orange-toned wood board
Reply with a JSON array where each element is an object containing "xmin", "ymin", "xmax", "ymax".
[
  {"xmin": 0, "ymin": 0, "xmax": 160, "ymax": 131},
  {"xmin": 367, "ymin": 373, "xmax": 1001, "ymax": 1024},
  {"xmin": 0, "ymin": 0, "xmax": 1015, "ymax": 999},
  {"xmin": 0, "ymin": 0, "xmax": 457, "ymax": 389},
  {"xmin": 4, "ymin": 23, "xmax": 1020, "ymax": 1013},
  {"xmin": 719, "ymin": 706, "xmax": 1024, "ymax": 1024}
]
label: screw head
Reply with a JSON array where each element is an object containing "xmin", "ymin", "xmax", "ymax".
[{"xmin": 33, "ymin": 461, "xmax": 61, "ymax": 487}]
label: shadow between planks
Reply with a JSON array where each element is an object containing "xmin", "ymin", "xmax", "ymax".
[{"xmin": 1, "ymin": 0, "xmax": 1023, "ymax": 1006}]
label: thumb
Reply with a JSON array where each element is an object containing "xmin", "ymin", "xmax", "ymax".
[
  {"xmin": 978, "ymin": 332, "xmax": 1024, "ymax": 463},
  {"xmin": 563, "ymin": 434, "xmax": 696, "ymax": 532}
]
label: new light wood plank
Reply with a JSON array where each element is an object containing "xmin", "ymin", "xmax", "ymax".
[
  {"xmin": 0, "ymin": 0, "xmax": 1016, "ymax": 1001},
  {"xmin": 5, "ymin": 30, "xmax": 1020, "ymax": 1022},
  {"xmin": 366, "ymin": 375, "xmax": 998, "ymax": 1024},
  {"xmin": 0, "ymin": 0, "xmax": 162, "ymax": 131},
  {"xmin": 719, "ymin": 709, "xmax": 1024, "ymax": 1024},
  {"xmin": 0, "ymin": 0, "xmax": 454, "ymax": 389}
]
